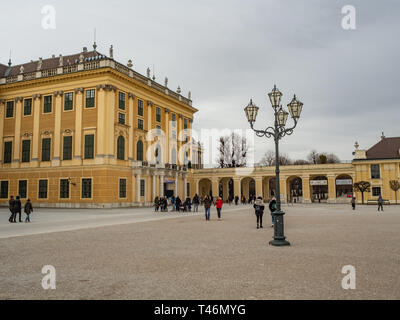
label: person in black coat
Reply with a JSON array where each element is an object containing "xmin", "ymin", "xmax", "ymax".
[
  {"xmin": 269, "ymin": 196, "xmax": 277, "ymax": 227},
  {"xmin": 14, "ymin": 196, "xmax": 22, "ymax": 222},
  {"xmin": 24, "ymin": 199, "xmax": 33, "ymax": 222},
  {"xmin": 253, "ymin": 196, "xmax": 265, "ymax": 229},
  {"xmin": 8, "ymin": 195, "xmax": 15, "ymax": 223}
]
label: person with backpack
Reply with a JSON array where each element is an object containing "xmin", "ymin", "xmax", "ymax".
[
  {"xmin": 8, "ymin": 195, "xmax": 15, "ymax": 223},
  {"xmin": 24, "ymin": 199, "xmax": 33, "ymax": 222},
  {"xmin": 253, "ymin": 196, "xmax": 265, "ymax": 229},
  {"xmin": 203, "ymin": 195, "xmax": 212, "ymax": 221},
  {"xmin": 269, "ymin": 196, "xmax": 277, "ymax": 227},
  {"xmin": 215, "ymin": 196, "xmax": 223, "ymax": 220}
]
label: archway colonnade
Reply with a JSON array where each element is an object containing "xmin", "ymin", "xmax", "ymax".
[{"xmin": 191, "ymin": 164, "xmax": 355, "ymax": 204}]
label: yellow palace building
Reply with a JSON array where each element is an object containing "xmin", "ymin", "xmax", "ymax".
[
  {"xmin": 0, "ymin": 45, "xmax": 200, "ymax": 207},
  {"xmin": 0, "ymin": 46, "xmax": 399, "ymax": 207}
]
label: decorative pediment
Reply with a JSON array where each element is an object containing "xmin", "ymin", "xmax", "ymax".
[{"xmin": 63, "ymin": 128, "xmax": 74, "ymax": 135}]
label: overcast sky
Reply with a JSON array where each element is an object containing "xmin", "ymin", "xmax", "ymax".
[{"xmin": 1, "ymin": 0, "xmax": 399, "ymax": 165}]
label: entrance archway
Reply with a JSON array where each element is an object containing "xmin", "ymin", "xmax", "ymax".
[
  {"xmin": 336, "ymin": 174, "xmax": 353, "ymax": 201},
  {"xmin": 310, "ymin": 176, "xmax": 328, "ymax": 203},
  {"xmin": 219, "ymin": 178, "xmax": 234, "ymax": 202},
  {"xmin": 287, "ymin": 176, "xmax": 303, "ymax": 203}
]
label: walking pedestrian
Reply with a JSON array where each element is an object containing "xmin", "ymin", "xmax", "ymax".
[
  {"xmin": 193, "ymin": 194, "xmax": 199, "ymax": 212},
  {"xmin": 234, "ymin": 195, "xmax": 239, "ymax": 205},
  {"xmin": 175, "ymin": 196, "xmax": 181, "ymax": 212},
  {"xmin": 351, "ymin": 197, "xmax": 356, "ymax": 210},
  {"xmin": 154, "ymin": 196, "xmax": 160, "ymax": 212},
  {"xmin": 253, "ymin": 196, "xmax": 265, "ymax": 229},
  {"xmin": 8, "ymin": 195, "xmax": 16, "ymax": 223},
  {"xmin": 14, "ymin": 196, "xmax": 22, "ymax": 222},
  {"xmin": 203, "ymin": 195, "xmax": 212, "ymax": 221},
  {"xmin": 215, "ymin": 196, "xmax": 223, "ymax": 220},
  {"xmin": 378, "ymin": 195, "xmax": 384, "ymax": 212},
  {"xmin": 24, "ymin": 199, "xmax": 33, "ymax": 222},
  {"xmin": 269, "ymin": 196, "xmax": 277, "ymax": 227}
]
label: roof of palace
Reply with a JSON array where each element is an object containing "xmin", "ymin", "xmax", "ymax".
[
  {"xmin": 0, "ymin": 50, "xmax": 104, "ymax": 78},
  {"xmin": 0, "ymin": 47, "xmax": 194, "ymax": 109},
  {"xmin": 366, "ymin": 137, "xmax": 400, "ymax": 159}
]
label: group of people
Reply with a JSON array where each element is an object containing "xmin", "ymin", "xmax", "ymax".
[
  {"xmin": 8, "ymin": 196, "xmax": 33, "ymax": 223},
  {"xmin": 154, "ymin": 194, "xmax": 201, "ymax": 213}
]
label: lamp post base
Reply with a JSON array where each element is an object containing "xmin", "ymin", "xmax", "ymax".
[
  {"xmin": 269, "ymin": 239, "xmax": 291, "ymax": 246},
  {"xmin": 269, "ymin": 210, "xmax": 291, "ymax": 246}
]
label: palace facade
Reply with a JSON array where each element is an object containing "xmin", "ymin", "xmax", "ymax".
[
  {"xmin": 0, "ymin": 46, "xmax": 200, "ymax": 207},
  {"xmin": 1, "ymin": 46, "xmax": 399, "ymax": 207}
]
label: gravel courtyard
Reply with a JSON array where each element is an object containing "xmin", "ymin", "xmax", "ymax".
[{"xmin": 0, "ymin": 203, "xmax": 399, "ymax": 300}]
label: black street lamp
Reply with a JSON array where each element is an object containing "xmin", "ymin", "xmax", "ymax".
[{"xmin": 244, "ymin": 85, "xmax": 303, "ymax": 246}]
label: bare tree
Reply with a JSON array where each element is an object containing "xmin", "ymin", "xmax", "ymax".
[
  {"xmin": 353, "ymin": 181, "xmax": 371, "ymax": 204},
  {"xmin": 307, "ymin": 150, "xmax": 319, "ymax": 164},
  {"xmin": 259, "ymin": 150, "xmax": 275, "ymax": 166},
  {"xmin": 389, "ymin": 180, "xmax": 400, "ymax": 204},
  {"xmin": 217, "ymin": 132, "xmax": 248, "ymax": 168},
  {"xmin": 259, "ymin": 151, "xmax": 291, "ymax": 166}
]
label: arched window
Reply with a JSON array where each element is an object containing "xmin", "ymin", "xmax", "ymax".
[
  {"xmin": 117, "ymin": 136, "xmax": 125, "ymax": 160},
  {"xmin": 171, "ymin": 148, "xmax": 177, "ymax": 164},
  {"xmin": 137, "ymin": 140, "xmax": 143, "ymax": 161}
]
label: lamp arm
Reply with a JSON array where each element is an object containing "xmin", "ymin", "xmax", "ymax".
[
  {"xmin": 278, "ymin": 118, "xmax": 298, "ymax": 139},
  {"xmin": 250, "ymin": 122, "xmax": 276, "ymax": 139}
]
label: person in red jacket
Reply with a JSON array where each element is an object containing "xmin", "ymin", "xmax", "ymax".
[{"xmin": 215, "ymin": 197, "xmax": 223, "ymax": 220}]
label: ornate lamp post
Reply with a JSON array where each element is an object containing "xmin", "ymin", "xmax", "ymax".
[{"xmin": 244, "ymin": 85, "xmax": 303, "ymax": 246}]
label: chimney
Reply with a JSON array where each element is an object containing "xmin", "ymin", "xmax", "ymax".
[
  {"xmin": 109, "ymin": 45, "xmax": 113, "ymax": 59},
  {"xmin": 83, "ymin": 47, "xmax": 88, "ymax": 53},
  {"xmin": 381, "ymin": 131, "xmax": 385, "ymax": 140}
]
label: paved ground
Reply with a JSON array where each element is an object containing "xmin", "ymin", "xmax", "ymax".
[{"xmin": 0, "ymin": 203, "xmax": 399, "ymax": 300}]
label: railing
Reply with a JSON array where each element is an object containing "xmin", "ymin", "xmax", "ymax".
[
  {"xmin": 41, "ymin": 68, "xmax": 57, "ymax": 77},
  {"xmin": 63, "ymin": 65, "xmax": 78, "ymax": 73},
  {"xmin": 23, "ymin": 72, "xmax": 36, "ymax": 80},
  {"xmin": 84, "ymin": 61, "xmax": 100, "ymax": 70}
]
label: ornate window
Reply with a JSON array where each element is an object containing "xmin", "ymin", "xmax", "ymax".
[
  {"xmin": 137, "ymin": 99, "xmax": 143, "ymax": 116},
  {"xmin": 24, "ymin": 98, "xmax": 32, "ymax": 116},
  {"xmin": 60, "ymin": 179, "xmax": 69, "ymax": 199},
  {"xmin": 3, "ymin": 141, "xmax": 12, "ymax": 163},
  {"xmin": 82, "ymin": 178, "xmax": 92, "ymax": 198},
  {"xmin": 117, "ymin": 136, "xmax": 125, "ymax": 160},
  {"xmin": 156, "ymin": 107, "xmax": 161, "ymax": 122},
  {"xmin": 138, "ymin": 119, "xmax": 144, "ymax": 130},
  {"xmin": 63, "ymin": 136, "xmax": 73, "ymax": 160},
  {"xmin": 84, "ymin": 134, "xmax": 94, "ymax": 159},
  {"xmin": 18, "ymin": 180, "xmax": 27, "ymax": 199},
  {"xmin": 85, "ymin": 89, "xmax": 95, "ymax": 108},
  {"xmin": 43, "ymin": 95, "xmax": 52, "ymax": 113},
  {"xmin": 41, "ymin": 138, "xmax": 51, "ymax": 161},
  {"xmin": 371, "ymin": 164, "xmax": 380, "ymax": 179},
  {"xmin": 119, "ymin": 179, "xmax": 127, "ymax": 198},
  {"xmin": 119, "ymin": 92, "xmax": 126, "ymax": 110},
  {"xmin": 137, "ymin": 140, "xmax": 143, "ymax": 161},
  {"xmin": 6, "ymin": 101, "xmax": 14, "ymax": 118},
  {"xmin": 0, "ymin": 181, "xmax": 9, "ymax": 198},
  {"xmin": 64, "ymin": 92, "xmax": 73, "ymax": 111},
  {"xmin": 22, "ymin": 140, "xmax": 31, "ymax": 162},
  {"xmin": 38, "ymin": 180, "xmax": 48, "ymax": 199}
]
